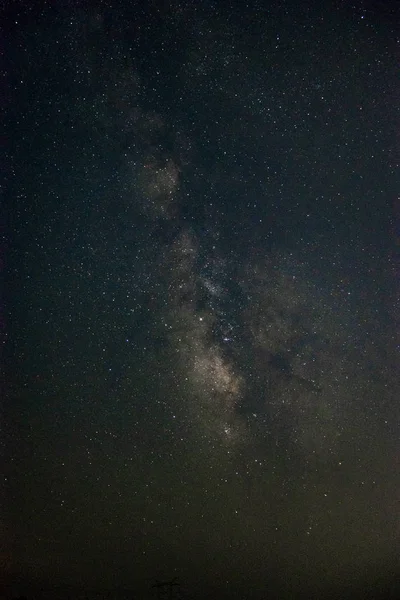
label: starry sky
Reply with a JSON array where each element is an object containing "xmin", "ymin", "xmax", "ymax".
[{"xmin": 3, "ymin": 1, "xmax": 399, "ymax": 599}]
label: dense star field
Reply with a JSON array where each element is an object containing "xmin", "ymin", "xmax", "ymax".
[{"xmin": 3, "ymin": 1, "xmax": 399, "ymax": 599}]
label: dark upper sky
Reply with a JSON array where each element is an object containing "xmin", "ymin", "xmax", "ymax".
[{"xmin": 3, "ymin": 1, "xmax": 399, "ymax": 599}]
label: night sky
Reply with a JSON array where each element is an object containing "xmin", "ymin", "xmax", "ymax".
[{"xmin": 3, "ymin": 1, "xmax": 399, "ymax": 599}]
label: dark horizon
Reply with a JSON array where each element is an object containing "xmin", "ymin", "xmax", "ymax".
[
  {"xmin": 3, "ymin": 568, "xmax": 400, "ymax": 600},
  {"xmin": 3, "ymin": 0, "xmax": 399, "ymax": 599}
]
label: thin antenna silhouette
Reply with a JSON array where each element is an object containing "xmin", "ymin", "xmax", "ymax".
[{"xmin": 152, "ymin": 577, "xmax": 181, "ymax": 600}]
